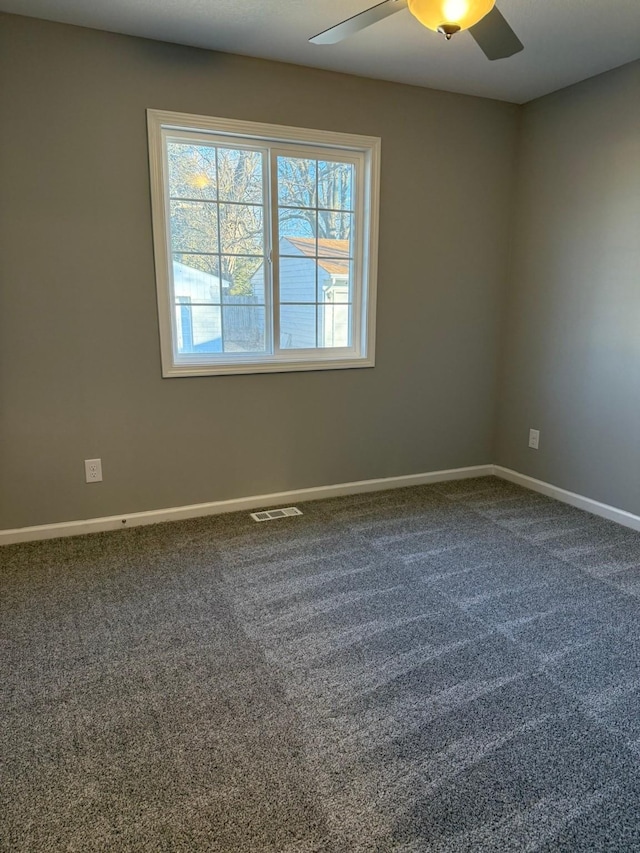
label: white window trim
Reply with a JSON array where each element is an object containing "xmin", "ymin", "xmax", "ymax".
[{"xmin": 147, "ymin": 109, "xmax": 380, "ymax": 377}]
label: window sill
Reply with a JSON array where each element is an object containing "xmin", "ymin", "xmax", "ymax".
[{"xmin": 162, "ymin": 355, "xmax": 375, "ymax": 378}]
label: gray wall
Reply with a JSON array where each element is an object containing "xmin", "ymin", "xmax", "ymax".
[
  {"xmin": 496, "ymin": 61, "xmax": 640, "ymax": 515},
  {"xmin": 0, "ymin": 14, "xmax": 517, "ymax": 529}
]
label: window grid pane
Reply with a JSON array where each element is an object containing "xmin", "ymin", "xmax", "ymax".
[
  {"xmin": 220, "ymin": 255, "xmax": 265, "ymax": 304},
  {"xmin": 280, "ymin": 304, "xmax": 317, "ymax": 349},
  {"xmin": 168, "ymin": 142, "xmax": 218, "ymax": 201},
  {"xmin": 169, "ymin": 200, "xmax": 219, "ymax": 253},
  {"xmin": 222, "ymin": 306, "xmax": 266, "ymax": 353},
  {"xmin": 318, "ymin": 303, "xmax": 352, "ymax": 349}
]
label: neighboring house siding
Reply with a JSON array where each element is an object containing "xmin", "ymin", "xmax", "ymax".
[
  {"xmin": 249, "ymin": 237, "xmax": 350, "ymax": 349},
  {"xmin": 278, "ymin": 246, "xmax": 317, "ymax": 348},
  {"xmin": 173, "ymin": 261, "xmax": 265, "ymax": 353},
  {"xmin": 173, "ymin": 261, "xmax": 222, "ymax": 352}
]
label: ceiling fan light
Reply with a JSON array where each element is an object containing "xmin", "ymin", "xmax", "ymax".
[{"xmin": 407, "ymin": 0, "xmax": 495, "ymax": 33}]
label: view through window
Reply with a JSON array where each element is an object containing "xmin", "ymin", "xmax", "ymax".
[{"xmin": 148, "ymin": 111, "xmax": 380, "ymax": 376}]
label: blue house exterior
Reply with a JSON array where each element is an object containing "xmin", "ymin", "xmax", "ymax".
[
  {"xmin": 253, "ymin": 237, "xmax": 351, "ymax": 349},
  {"xmin": 172, "ymin": 261, "xmax": 267, "ymax": 354}
]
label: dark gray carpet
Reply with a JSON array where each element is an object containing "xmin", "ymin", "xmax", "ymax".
[{"xmin": 3, "ymin": 476, "xmax": 640, "ymax": 851}]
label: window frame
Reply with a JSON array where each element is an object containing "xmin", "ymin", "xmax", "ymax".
[{"xmin": 147, "ymin": 109, "xmax": 380, "ymax": 377}]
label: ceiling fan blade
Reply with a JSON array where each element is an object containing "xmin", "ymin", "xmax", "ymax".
[
  {"xmin": 469, "ymin": 5, "xmax": 523, "ymax": 60},
  {"xmin": 310, "ymin": 0, "xmax": 408, "ymax": 45}
]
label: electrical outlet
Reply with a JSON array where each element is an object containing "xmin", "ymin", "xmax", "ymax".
[
  {"xmin": 528, "ymin": 429, "xmax": 540, "ymax": 450},
  {"xmin": 85, "ymin": 458, "xmax": 103, "ymax": 483}
]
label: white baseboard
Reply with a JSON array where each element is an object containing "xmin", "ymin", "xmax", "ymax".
[
  {"xmin": 494, "ymin": 466, "xmax": 640, "ymax": 533},
  {"xmin": 0, "ymin": 464, "xmax": 494, "ymax": 546},
  {"xmin": 4, "ymin": 464, "xmax": 638, "ymax": 546}
]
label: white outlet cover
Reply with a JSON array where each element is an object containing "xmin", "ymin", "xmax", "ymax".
[
  {"xmin": 85, "ymin": 458, "xmax": 103, "ymax": 482},
  {"xmin": 528, "ymin": 429, "xmax": 540, "ymax": 450}
]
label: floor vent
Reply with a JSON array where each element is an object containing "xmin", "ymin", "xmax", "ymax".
[{"xmin": 250, "ymin": 507, "xmax": 303, "ymax": 522}]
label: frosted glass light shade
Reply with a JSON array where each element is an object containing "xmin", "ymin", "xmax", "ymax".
[{"xmin": 407, "ymin": 0, "xmax": 495, "ymax": 32}]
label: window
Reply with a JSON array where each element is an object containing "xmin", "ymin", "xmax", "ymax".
[{"xmin": 147, "ymin": 110, "xmax": 380, "ymax": 376}]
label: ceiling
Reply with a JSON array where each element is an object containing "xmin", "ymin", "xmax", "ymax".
[{"xmin": 3, "ymin": 0, "xmax": 640, "ymax": 103}]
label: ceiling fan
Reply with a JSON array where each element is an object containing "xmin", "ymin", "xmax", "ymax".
[{"xmin": 310, "ymin": 0, "xmax": 524, "ymax": 61}]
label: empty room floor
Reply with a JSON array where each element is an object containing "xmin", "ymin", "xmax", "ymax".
[{"xmin": 4, "ymin": 477, "xmax": 640, "ymax": 851}]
